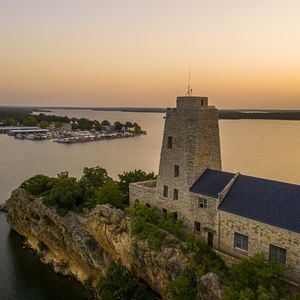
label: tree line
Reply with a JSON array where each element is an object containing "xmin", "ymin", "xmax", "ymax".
[{"xmin": 0, "ymin": 108, "xmax": 144, "ymax": 133}]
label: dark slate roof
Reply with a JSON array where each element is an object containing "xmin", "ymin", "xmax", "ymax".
[
  {"xmin": 190, "ymin": 169, "xmax": 235, "ymax": 198},
  {"xmin": 219, "ymin": 175, "xmax": 300, "ymax": 234}
]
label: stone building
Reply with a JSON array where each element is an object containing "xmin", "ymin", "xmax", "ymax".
[{"xmin": 129, "ymin": 94, "xmax": 300, "ymax": 283}]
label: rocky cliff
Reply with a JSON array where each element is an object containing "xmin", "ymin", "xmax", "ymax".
[{"xmin": 5, "ymin": 189, "xmax": 224, "ymax": 299}]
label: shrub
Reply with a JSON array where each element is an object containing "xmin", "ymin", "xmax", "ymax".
[
  {"xmin": 127, "ymin": 202, "xmax": 160, "ymax": 224},
  {"xmin": 97, "ymin": 263, "xmax": 159, "ymax": 300},
  {"xmin": 223, "ymin": 253, "xmax": 290, "ymax": 300},
  {"xmin": 159, "ymin": 213, "xmax": 184, "ymax": 239},
  {"xmin": 20, "ymin": 175, "xmax": 57, "ymax": 196},
  {"xmin": 128, "ymin": 203, "xmax": 184, "ymax": 250},
  {"xmin": 183, "ymin": 237, "xmax": 227, "ymax": 278},
  {"xmin": 132, "ymin": 218, "xmax": 166, "ymax": 250},
  {"xmin": 168, "ymin": 273, "xmax": 196, "ymax": 300}
]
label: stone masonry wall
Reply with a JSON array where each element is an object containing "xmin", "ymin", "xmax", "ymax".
[
  {"xmin": 218, "ymin": 211, "xmax": 300, "ymax": 282},
  {"xmin": 130, "ymin": 180, "xmax": 220, "ymax": 247},
  {"xmin": 156, "ymin": 98, "xmax": 222, "ymax": 203},
  {"xmin": 129, "ymin": 180, "xmax": 157, "ymax": 206}
]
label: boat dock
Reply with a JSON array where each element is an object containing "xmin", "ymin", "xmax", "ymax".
[
  {"xmin": 1, "ymin": 126, "xmax": 139, "ymax": 143},
  {"xmin": 53, "ymin": 131, "xmax": 134, "ymax": 144},
  {"xmin": 0, "ymin": 126, "xmax": 40, "ymax": 133}
]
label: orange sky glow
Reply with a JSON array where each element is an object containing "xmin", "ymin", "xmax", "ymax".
[{"xmin": 1, "ymin": 0, "xmax": 300, "ymax": 108}]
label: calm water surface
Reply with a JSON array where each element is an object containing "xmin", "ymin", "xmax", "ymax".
[{"xmin": 1, "ymin": 110, "xmax": 300, "ymax": 299}]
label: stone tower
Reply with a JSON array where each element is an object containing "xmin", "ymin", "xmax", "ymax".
[{"xmin": 156, "ymin": 96, "xmax": 222, "ymax": 201}]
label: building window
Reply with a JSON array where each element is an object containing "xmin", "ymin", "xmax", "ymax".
[
  {"xmin": 146, "ymin": 203, "xmax": 150, "ymax": 208},
  {"xmin": 174, "ymin": 165, "xmax": 180, "ymax": 177},
  {"xmin": 173, "ymin": 188, "xmax": 179, "ymax": 200},
  {"xmin": 269, "ymin": 245, "xmax": 286, "ymax": 265},
  {"xmin": 194, "ymin": 221, "xmax": 201, "ymax": 233},
  {"xmin": 198, "ymin": 198, "xmax": 208, "ymax": 208},
  {"xmin": 234, "ymin": 232, "xmax": 248, "ymax": 251},
  {"xmin": 167, "ymin": 136, "xmax": 173, "ymax": 149},
  {"xmin": 162, "ymin": 208, "xmax": 167, "ymax": 214},
  {"xmin": 172, "ymin": 212, "xmax": 178, "ymax": 223},
  {"xmin": 201, "ymin": 100, "xmax": 204, "ymax": 105},
  {"xmin": 163, "ymin": 185, "xmax": 168, "ymax": 198}
]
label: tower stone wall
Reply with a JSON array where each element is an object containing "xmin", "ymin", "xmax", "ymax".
[{"xmin": 156, "ymin": 96, "xmax": 222, "ymax": 203}]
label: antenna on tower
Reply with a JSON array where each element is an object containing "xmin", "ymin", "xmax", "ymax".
[{"xmin": 186, "ymin": 68, "xmax": 193, "ymax": 96}]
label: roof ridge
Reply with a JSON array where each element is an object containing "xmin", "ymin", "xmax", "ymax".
[{"xmin": 218, "ymin": 172, "xmax": 240, "ymax": 206}]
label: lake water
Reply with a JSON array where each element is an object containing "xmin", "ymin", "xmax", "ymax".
[{"xmin": 1, "ymin": 109, "xmax": 300, "ymax": 299}]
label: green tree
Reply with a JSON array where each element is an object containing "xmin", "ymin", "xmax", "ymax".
[
  {"xmin": 94, "ymin": 120, "xmax": 102, "ymax": 131},
  {"xmin": 97, "ymin": 263, "xmax": 159, "ymax": 300},
  {"xmin": 118, "ymin": 170, "xmax": 157, "ymax": 204},
  {"xmin": 43, "ymin": 172, "xmax": 82, "ymax": 215},
  {"xmin": 224, "ymin": 253, "xmax": 290, "ymax": 300},
  {"xmin": 114, "ymin": 121, "xmax": 124, "ymax": 132},
  {"xmin": 133, "ymin": 122, "xmax": 142, "ymax": 132},
  {"xmin": 20, "ymin": 174, "xmax": 57, "ymax": 195},
  {"xmin": 54, "ymin": 121, "xmax": 62, "ymax": 129},
  {"xmin": 39, "ymin": 120, "xmax": 49, "ymax": 129},
  {"xmin": 125, "ymin": 121, "xmax": 133, "ymax": 129},
  {"xmin": 3, "ymin": 118, "xmax": 17, "ymax": 126},
  {"xmin": 80, "ymin": 166, "xmax": 110, "ymax": 201},
  {"xmin": 77, "ymin": 118, "xmax": 94, "ymax": 130},
  {"xmin": 101, "ymin": 120, "xmax": 110, "ymax": 126},
  {"xmin": 94, "ymin": 179, "xmax": 123, "ymax": 209},
  {"xmin": 22, "ymin": 116, "xmax": 38, "ymax": 126}
]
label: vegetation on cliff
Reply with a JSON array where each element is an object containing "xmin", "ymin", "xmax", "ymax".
[
  {"xmin": 128, "ymin": 202, "xmax": 184, "ymax": 250},
  {"xmin": 96, "ymin": 263, "xmax": 159, "ymax": 300},
  {"xmin": 20, "ymin": 166, "xmax": 157, "ymax": 215},
  {"xmin": 128, "ymin": 203, "xmax": 227, "ymax": 299},
  {"xmin": 223, "ymin": 253, "xmax": 300, "ymax": 300}
]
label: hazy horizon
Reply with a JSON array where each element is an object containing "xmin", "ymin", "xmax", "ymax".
[{"xmin": 1, "ymin": 0, "xmax": 300, "ymax": 109}]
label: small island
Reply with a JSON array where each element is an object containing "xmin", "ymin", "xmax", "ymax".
[{"xmin": 0, "ymin": 107, "xmax": 146, "ymax": 143}]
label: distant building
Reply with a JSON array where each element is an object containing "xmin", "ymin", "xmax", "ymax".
[
  {"xmin": 105, "ymin": 124, "xmax": 115, "ymax": 133},
  {"xmin": 129, "ymin": 94, "xmax": 300, "ymax": 283}
]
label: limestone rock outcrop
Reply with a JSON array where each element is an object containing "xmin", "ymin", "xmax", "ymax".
[
  {"xmin": 5, "ymin": 188, "xmax": 224, "ymax": 299},
  {"xmin": 0, "ymin": 202, "xmax": 6, "ymax": 212}
]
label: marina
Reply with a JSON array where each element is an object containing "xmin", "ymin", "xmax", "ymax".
[
  {"xmin": 0, "ymin": 125, "xmax": 137, "ymax": 143},
  {"xmin": 53, "ymin": 131, "xmax": 134, "ymax": 144}
]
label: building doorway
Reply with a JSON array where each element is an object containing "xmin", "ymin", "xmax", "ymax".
[{"xmin": 208, "ymin": 232, "xmax": 214, "ymax": 247}]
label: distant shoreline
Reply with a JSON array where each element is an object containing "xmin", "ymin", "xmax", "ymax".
[
  {"xmin": 37, "ymin": 107, "xmax": 300, "ymax": 120},
  {"xmin": 1, "ymin": 106, "xmax": 300, "ymax": 120}
]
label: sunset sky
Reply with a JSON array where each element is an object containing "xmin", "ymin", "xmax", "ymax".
[{"xmin": 1, "ymin": 0, "xmax": 300, "ymax": 108}]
